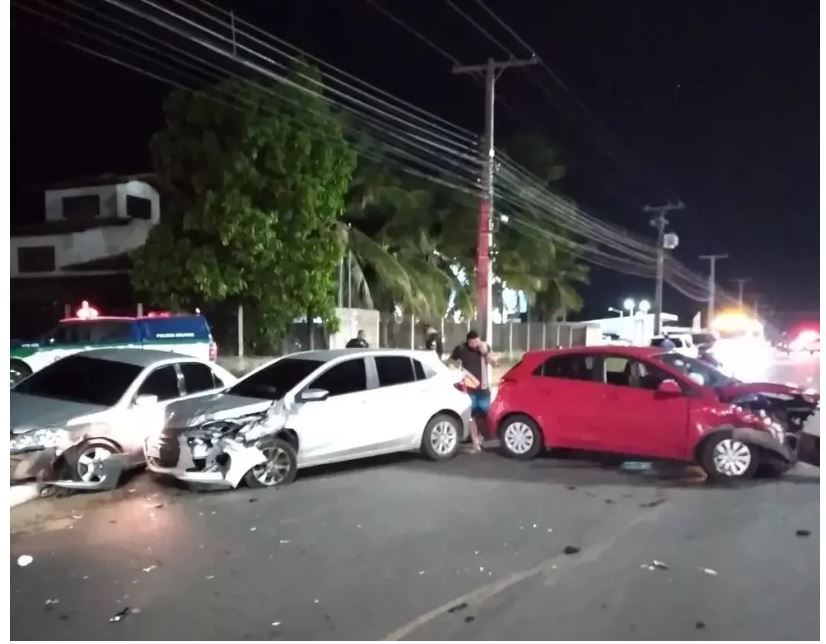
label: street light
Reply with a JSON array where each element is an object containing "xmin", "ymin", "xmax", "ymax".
[
  {"xmin": 638, "ymin": 299, "xmax": 651, "ymax": 314},
  {"xmin": 623, "ymin": 298, "xmax": 636, "ymax": 314},
  {"xmin": 608, "ymin": 307, "xmax": 623, "ymax": 318}
]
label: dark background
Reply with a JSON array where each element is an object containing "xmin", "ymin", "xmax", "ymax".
[{"xmin": 11, "ymin": 0, "xmax": 820, "ymax": 325}]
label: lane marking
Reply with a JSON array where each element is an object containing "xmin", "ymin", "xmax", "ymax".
[{"xmin": 382, "ymin": 503, "xmax": 667, "ymax": 641}]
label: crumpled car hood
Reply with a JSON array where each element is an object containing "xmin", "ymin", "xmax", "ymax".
[
  {"xmin": 163, "ymin": 393, "xmax": 272, "ymax": 429},
  {"xmin": 717, "ymin": 382, "xmax": 814, "ymax": 402},
  {"xmin": 10, "ymin": 392, "xmax": 108, "ymax": 433}
]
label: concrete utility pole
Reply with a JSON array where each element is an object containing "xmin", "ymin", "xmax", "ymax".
[
  {"xmin": 732, "ymin": 278, "xmax": 750, "ymax": 308},
  {"xmin": 699, "ymin": 253, "xmax": 728, "ymax": 324},
  {"xmin": 452, "ymin": 55, "xmax": 537, "ymax": 347},
  {"xmin": 642, "ymin": 202, "xmax": 684, "ymax": 335}
]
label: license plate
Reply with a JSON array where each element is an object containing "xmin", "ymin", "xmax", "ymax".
[{"xmin": 145, "ymin": 440, "xmax": 161, "ymax": 460}]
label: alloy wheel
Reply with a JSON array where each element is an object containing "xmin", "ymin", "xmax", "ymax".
[
  {"xmin": 77, "ymin": 446, "xmax": 115, "ymax": 483},
  {"xmin": 430, "ymin": 421, "xmax": 458, "ymax": 456},
  {"xmin": 251, "ymin": 445, "xmax": 292, "ymax": 486}
]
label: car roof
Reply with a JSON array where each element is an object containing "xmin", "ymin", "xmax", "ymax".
[
  {"xmin": 286, "ymin": 348, "xmax": 440, "ymax": 362},
  {"xmin": 73, "ymin": 348, "xmax": 203, "ymax": 367},
  {"xmin": 525, "ymin": 346, "xmax": 664, "ymax": 360}
]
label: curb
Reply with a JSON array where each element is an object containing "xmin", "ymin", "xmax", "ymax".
[{"xmin": 10, "ymin": 484, "xmax": 41, "ymax": 508}]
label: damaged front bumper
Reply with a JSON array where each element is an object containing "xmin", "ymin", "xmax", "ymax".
[{"xmin": 145, "ymin": 433, "xmax": 269, "ymax": 489}]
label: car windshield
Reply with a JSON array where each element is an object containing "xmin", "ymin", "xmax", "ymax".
[
  {"xmin": 13, "ymin": 355, "xmax": 142, "ymax": 406},
  {"xmin": 656, "ymin": 353, "xmax": 734, "ymax": 388},
  {"xmin": 229, "ymin": 358, "xmax": 322, "ymax": 399}
]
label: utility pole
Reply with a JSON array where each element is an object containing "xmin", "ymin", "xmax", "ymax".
[
  {"xmin": 642, "ymin": 202, "xmax": 684, "ymax": 335},
  {"xmin": 699, "ymin": 253, "xmax": 728, "ymax": 324},
  {"xmin": 452, "ymin": 55, "xmax": 537, "ymax": 347},
  {"xmin": 731, "ymin": 278, "xmax": 750, "ymax": 308}
]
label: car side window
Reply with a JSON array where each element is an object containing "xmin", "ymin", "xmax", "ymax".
[
  {"xmin": 89, "ymin": 321, "xmax": 134, "ymax": 344},
  {"xmin": 180, "ymin": 362, "xmax": 219, "ymax": 395},
  {"xmin": 536, "ymin": 355, "xmax": 596, "ymax": 381},
  {"xmin": 413, "ymin": 359, "xmax": 427, "ymax": 380},
  {"xmin": 375, "ymin": 356, "xmax": 416, "ymax": 387},
  {"xmin": 311, "ymin": 359, "xmax": 367, "ymax": 397},
  {"xmin": 602, "ymin": 357, "xmax": 671, "ymax": 391},
  {"xmin": 137, "ymin": 365, "xmax": 181, "ymax": 401}
]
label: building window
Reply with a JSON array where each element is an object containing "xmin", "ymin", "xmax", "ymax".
[
  {"xmin": 18, "ymin": 246, "xmax": 56, "ymax": 273},
  {"xmin": 62, "ymin": 195, "xmax": 100, "ymax": 219},
  {"xmin": 126, "ymin": 195, "xmax": 152, "ymax": 220}
]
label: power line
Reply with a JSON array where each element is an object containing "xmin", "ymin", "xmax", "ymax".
[{"xmin": 444, "ymin": 0, "xmax": 514, "ymax": 58}]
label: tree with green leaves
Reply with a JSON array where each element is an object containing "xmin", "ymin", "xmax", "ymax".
[{"xmin": 132, "ymin": 64, "xmax": 356, "ymax": 351}]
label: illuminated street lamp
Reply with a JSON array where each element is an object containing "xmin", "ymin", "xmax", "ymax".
[
  {"xmin": 608, "ymin": 306, "xmax": 624, "ymax": 318},
  {"xmin": 638, "ymin": 299, "xmax": 651, "ymax": 314},
  {"xmin": 623, "ymin": 298, "xmax": 636, "ymax": 314}
]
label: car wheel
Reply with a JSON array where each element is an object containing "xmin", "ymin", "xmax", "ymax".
[
  {"xmin": 68, "ymin": 441, "xmax": 120, "ymax": 485},
  {"xmin": 420, "ymin": 413, "xmax": 461, "ymax": 461},
  {"xmin": 244, "ymin": 438, "xmax": 297, "ymax": 488},
  {"xmin": 700, "ymin": 433, "xmax": 759, "ymax": 481},
  {"xmin": 499, "ymin": 415, "xmax": 542, "ymax": 460},
  {"xmin": 10, "ymin": 360, "xmax": 31, "ymax": 387}
]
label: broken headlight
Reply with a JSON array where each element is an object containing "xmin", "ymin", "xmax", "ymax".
[{"xmin": 10, "ymin": 428, "xmax": 72, "ymax": 452}]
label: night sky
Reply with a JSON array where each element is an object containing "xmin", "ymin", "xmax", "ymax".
[{"xmin": 11, "ymin": 0, "xmax": 820, "ymax": 324}]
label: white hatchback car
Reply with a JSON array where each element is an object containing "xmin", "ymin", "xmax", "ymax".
[
  {"xmin": 145, "ymin": 349, "xmax": 472, "ymax": 488},
  {"xmin": 10, "ymin": 349, "xmax": 236, "ymax": 489}
]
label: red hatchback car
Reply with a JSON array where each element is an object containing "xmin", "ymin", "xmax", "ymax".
[{"xmin": 489, "ymin": 346, "xmax": 804, "ymax": 480}]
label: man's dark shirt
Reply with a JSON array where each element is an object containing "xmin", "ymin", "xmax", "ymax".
[
  {"xmin": 425, "ymin": 332, "xmax": 443, "ymax": 358},
  {"xmin": 450, "ymin": 342, "xmax": 486, "ymax": 387},
  {"xmin": 346, "ymin": 338, "xmax": 369, "ymax": 348}
]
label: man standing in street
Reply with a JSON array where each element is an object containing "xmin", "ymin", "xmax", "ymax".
[
  {"xmin": 449, "ymin": 330, "xmax": 496, "ymax": 453},
  {"xmin": 346, "ymin": 330, "xmax": 369, "ymax": 348},
  {"xmin": 424, "ymin": 324, "xmax": 443, "ymax": 360}
]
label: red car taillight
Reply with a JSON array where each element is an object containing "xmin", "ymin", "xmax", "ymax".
[{"xmin": 209, "ymin": 341, "xmax": 218, "ymax": 362}]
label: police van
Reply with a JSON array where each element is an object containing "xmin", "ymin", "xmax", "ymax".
[{"xmin": 10, "ymin": 306, "xmax": 218, "ymax": 385}]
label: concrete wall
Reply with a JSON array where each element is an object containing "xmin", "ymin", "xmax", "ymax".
[{"xmin": 329, "ymin": 308, "xmax": 381, "ymax": 348}]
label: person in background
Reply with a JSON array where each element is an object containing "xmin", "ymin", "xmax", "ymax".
[
  {"xmin": 424, "ymin": 324, "xmax": 443, "ymax": 360},
  {"xmin": 346, "ymin": 330, "xmax": 369, "ymax": 348},
  {"xmin": 449, "ymin": 330, "xmax": 496, "ymax": 453},
  {"xmin": 660, "ymin": 331, "xmax": 676, "ymax": 352}
]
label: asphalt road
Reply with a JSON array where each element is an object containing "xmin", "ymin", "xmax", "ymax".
[{"xmin": 10, "ymin": 355, "xmax": 820, "ymax": 640}]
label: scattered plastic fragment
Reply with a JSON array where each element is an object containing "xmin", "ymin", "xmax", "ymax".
[
  {"xmin": 205, "ymin": 575, "xmax": 215, "ymax": 580},
  {"xmin": 795, "ymin": 529, "xmax": 811, "ymax": 537},
  {"xmin": 142, "ymin": 565, "xmax": 158, "ymax": 573},
  {"xmin": 279, "ymin": 540, "xmax": 291, "ymax": 544},
  {"xmin": 271, "ymin": 621, "xmax": 281, "ymax": 627},
  {"xmin": 640, "ymin": 498, "xmax": 667, "ymax": 508},
  {"xmin": 563, "ymin": 546, "xmax": 580, "ymax": 555},
  {"xmin": 109, "ymin": 607, "xmax": 131, "ymax": 623},
  {"xmin": 474, "ymin": 550, "xmax": 479, "ymax": 555},
  {"xmin": 17, "ymin": 555, "xmax": 33, "ymax": 567},
  {"xmin": 604, "ymin": 499, "xmax": 615, "ymax": 504},
  {"xmin": 314, "ymin": 599, "xmax": 320, "ymax": 604},
  {"xmin": 44, "ymin": 598, "xmax": 60, "ymax": 607},
  {"xmin": 695, "ymin": 620, "xmax": 706, "ymax": 629},
  {"xmin": 248, "ymin": 498, "xmax": 258, "ymax": 503},
  {"xmin": 250, "ymin": 527, "xmax": 257, "ymax": 532},
  {"xmin": 448, "ymin": 602, "xmax": 468, "ymax": 613},
  {"xmin": 464, "ymin": 616, "xmax": 475, "ymax": 623},
  {"xmin": 418, "ymin": 570, "xmax": 425, "ymax": 575},
  {"xmin": 701, "ymin": 567, "xmax": 718, "ymax": 576},
  {"xmin": 71, "ymin": 514, "xmax": 83, "ymax": 520},
  {"xmin": 479, "ymin": 566, "xmax": 485, "ymax": 572},
  {"xmin": 154, "ymin": 503, "xmax": 164, "ymax": 509},
  {"xmin": 546, "ymin": 528, "xmax": 553, "ymax": 533},
  {"xmin": 641, "ymin": 560, "xmax": 668, "ymax": 571},
  {"xmin": 532, "ymin": 523, "xmax": 537, "ymax": 529}
]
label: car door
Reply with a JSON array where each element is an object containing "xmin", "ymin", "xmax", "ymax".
[
  {"xmin": 596, "ymin": 355, "xmax": 690, "ymax": 459},
  {"xmin": 370, "ymin": 355, "xmax": 425, "ymax": 449},
  {"xmin": 289, "ymin": 357, "xmax": 377, "ymax": 465},
  {"xmin": 528, "ymin": 353, "xmax": 607, "ymax": 449}
]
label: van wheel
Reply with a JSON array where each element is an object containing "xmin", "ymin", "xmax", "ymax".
[
  {"xmin": 499, "ymin": 415, "xmax": 543, "ymax": 460},
  {"xmin": 10, "ymin": 360, "xmax": 31, "ymax": 386},
  {"xmin": 700, "ymin": 433, "xmax": 759, "ymax": 481}
]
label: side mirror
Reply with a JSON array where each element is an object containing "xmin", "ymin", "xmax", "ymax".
[
  {"xmin": 134, "ymin": 394, "xmax": 159, "ymax": 407},
  {"xmin": 298, "ymin": 388, "xmax": 329, "ymax": 403},
  {"xmin": 657, "ymin": 379, "xmax": 682, "ymax": 396}
]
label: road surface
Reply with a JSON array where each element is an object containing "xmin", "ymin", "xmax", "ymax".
[{"xmin": 10, "ymin": 355, "xmax": 820, "ymax": 640}]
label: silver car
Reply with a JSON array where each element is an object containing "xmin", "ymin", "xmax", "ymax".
[{"xmin": 10, "ymin": 349, "xmax": 236, "ymax": 490}]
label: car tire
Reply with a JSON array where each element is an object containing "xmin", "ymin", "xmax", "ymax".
[
  {"xmin": 499, "ymin": 414, "xmax": 543, "ymax": 460},
  {"xmin": 420, "ymin": 413, "xmax": 461, "ymax": 461},
  {"xmin": 244, "ymin": 438, "xmax": 298, "ymax": 488},
  {"xmin": 10, "ymin": 360, "xmax": 31, "ymax": 387},
  {"xmin": 700, "ymin": 432, "xmax": 759, "ymax": 481},
  {"xmin": 66, "ymin": 440, "xmax": 121, "ymax": 485}
]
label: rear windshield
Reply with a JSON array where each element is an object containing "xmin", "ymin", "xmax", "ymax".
[
  {"xmin": 230, "ymin": 358, "xmax": 322, "ymax": 399},
  {"xmin": 14, "ymin": 356, "xmax": 142, "ymax": 406},
  {"xmin": 139, "ymin": 316, "xmax": 212, "ymax": 342}
]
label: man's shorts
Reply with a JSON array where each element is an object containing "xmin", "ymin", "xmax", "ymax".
[{"xmin": 468, "ymin": 389, "xmax": 492, "ymax": 416}]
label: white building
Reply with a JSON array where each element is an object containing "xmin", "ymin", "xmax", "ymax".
[
  {"xmin": 587, "ymin": 312, "xmax": 679, "ymax": 346},
  {"xmin": 11, "ymin": 175, "xmax": 160, "ymax": 278}
]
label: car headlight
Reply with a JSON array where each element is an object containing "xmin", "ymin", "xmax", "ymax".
[{"xmin": 10, "ymin": 428, "xmax": 73, "ymax": 452}]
